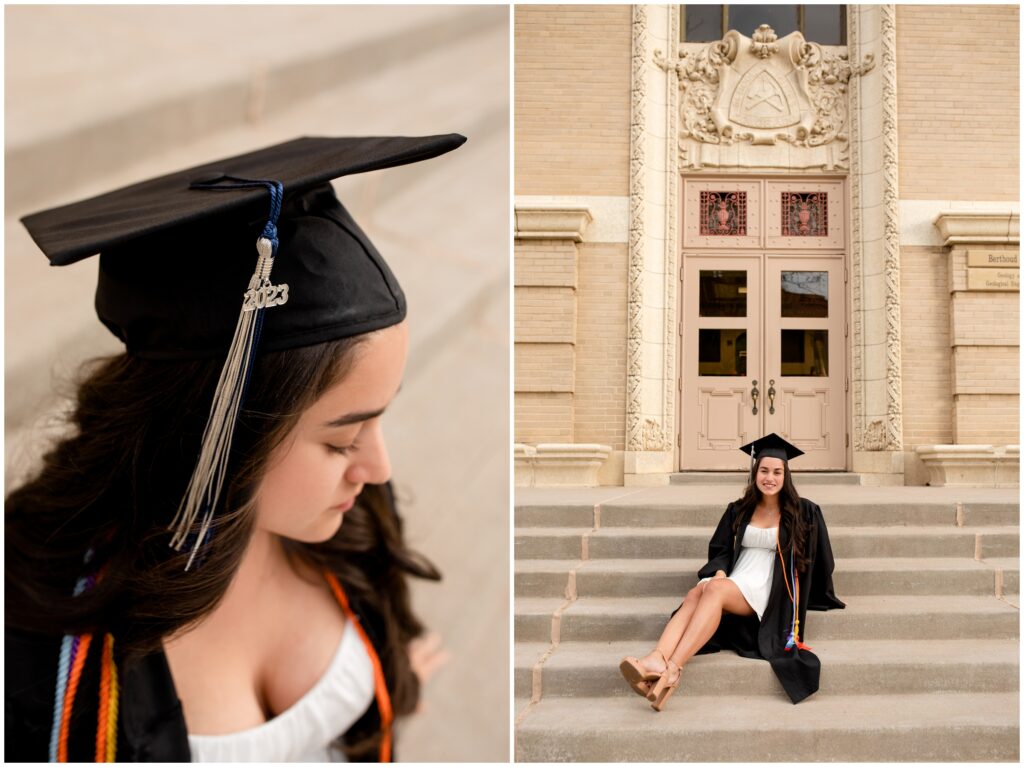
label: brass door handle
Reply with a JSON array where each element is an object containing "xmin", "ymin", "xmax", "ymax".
[
  {"xmin": 768, "ymin": 379, "xmax": 776, "ymax": 415},
  {"xmin": 751, "ymin": 380, "xmax": 759, "ymax": 415}
]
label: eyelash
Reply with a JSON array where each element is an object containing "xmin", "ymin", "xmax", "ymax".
[{"xmin": 328, "ymin": 442, "xmax": 356, "ymax": 456}]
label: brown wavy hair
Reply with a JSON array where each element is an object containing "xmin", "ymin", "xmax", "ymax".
[
  {"xmin": 732, "ymin": 455, "xmax": 810, "ymax": 572},
  {"xmin": 5, "ymin": 333, "xmax": 439, "ymax": 759}
]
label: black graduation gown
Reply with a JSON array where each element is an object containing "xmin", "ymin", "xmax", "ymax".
[
  {"xmin": 4, "ymin": 595, "xmax": 390, "ymax": 762},
  {"xmin": 684, "ymin": 497, "xmax": 845, "ymax": 703}
]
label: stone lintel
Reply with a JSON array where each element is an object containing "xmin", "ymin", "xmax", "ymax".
[
  {"xmin": 514, "ymin": 442, "xmax": 612, "ymax": 487},
  {"xmin": 933, "ymin": 211, "xmax": 1020, "ymax": 247},
  {"xmin": 915, "ymin": 444, "xmax": 1020, "ymax": 488},
  {"xmin": 515, "ymin": 207, "xmax": 593, "ymax": 243}
]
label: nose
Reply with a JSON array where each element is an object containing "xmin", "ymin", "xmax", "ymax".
[{"xmin": 344, "ymin": 420, "xmax": 392, "ymax": 486}]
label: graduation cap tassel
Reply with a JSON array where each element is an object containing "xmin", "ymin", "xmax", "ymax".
[{"xmin": 169, "ymin": 179, "xmax": 286, "ymax": 569}]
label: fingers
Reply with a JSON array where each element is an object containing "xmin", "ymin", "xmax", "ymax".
[{"xmin": 408, "ymin": 631, "xmax": 449, "ymax": 686}]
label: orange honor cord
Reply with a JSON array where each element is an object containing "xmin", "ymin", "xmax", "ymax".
[
  {"xmin": 106, "ymin": 635, "xmax": 120, "ymax": 762},
  {"xmin": 324, "ymin": 571, "xmax": 394, "ymax": 762},
  {"xmin": 776, "ymin": 541, "xmax": 811, "ymax": 652},
  {"xmin": 95, "ymin": 633, "xmax": 118, "ymax": 762},
  {"xmin": 57, "ymin": 633, "xmax": 93, "ymax": 762}
]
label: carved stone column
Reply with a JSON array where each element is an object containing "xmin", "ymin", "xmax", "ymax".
[
  {"xmin": 624, "ymin": 5, "xmax": 676, "ymax": 485},
  {"xmin": 848, "ymin": 4, "xmax": 905, "ymax": 480}
]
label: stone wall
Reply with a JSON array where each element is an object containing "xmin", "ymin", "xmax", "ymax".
[
  {"xmin": 514, "ymin": 4, "xmax": 632, "ymax": 483},
  {"xmin": 948, "ymin": 245, "xmax": 1020, "ymax": 444},
  {"xmin": 515, "ymin": 4, "xmax": 632, "ymax": 197},
  {"xmin": 896, "ymin": 4, "xmax": 1019, "ymax": 201},
  {"xmin": 900, "ymin": 245, "xmax": 954, "ymax": 450},
  {"xmin": 574, "ymin": 243, "xmax": 628, "ymax": 449}
]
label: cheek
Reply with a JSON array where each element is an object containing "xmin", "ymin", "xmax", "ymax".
[{"xmin": 258, "ymin": 442, "xmax": 343, "ymax": 527}]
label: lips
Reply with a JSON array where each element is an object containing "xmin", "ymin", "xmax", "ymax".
[{"xmin": 330, "ymin": 497, "xmax": 356, "ymax": 512}]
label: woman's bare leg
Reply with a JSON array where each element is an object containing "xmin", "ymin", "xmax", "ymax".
[
  {"xmin": 666, "ymin": 578, "xmax": 754, "ymax": 677},
  {"xmin": 636, "ymin": 583, "xmax": 705, "ymax": 674}
]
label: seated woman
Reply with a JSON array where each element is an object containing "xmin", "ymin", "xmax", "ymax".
[
  {"xmin": 6, "ymin": 135, "xmax": 465, "ymax": 761},
  {"xmin": 619, "ymin": 433, "xmax": 845, "ymax": 710}
]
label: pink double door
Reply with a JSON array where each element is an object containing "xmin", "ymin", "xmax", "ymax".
[{"xmin": 679, "ymin": 252, "xmax": 847, "ymax": 471}]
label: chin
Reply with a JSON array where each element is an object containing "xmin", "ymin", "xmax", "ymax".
[{"xmin": 290, "ymin": 511, "xmax": 345, "ymax": 544}]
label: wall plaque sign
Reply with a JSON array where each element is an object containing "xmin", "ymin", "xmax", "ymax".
[
  {"xmin": 966, "ymin": 250, "xmax": 1019, "ymax": 268},
  {"xmin": 966, "ymin": 268, "xmax": 1020, "ymax": 291}
]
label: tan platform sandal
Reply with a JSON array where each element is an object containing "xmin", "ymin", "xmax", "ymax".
[
  {"xmin": 618, "ymin": 650, "xmax": 665, "ymax": 697},
  {"xmin": 646, "ymin": 659, "xmax": 681, "ymax": 712}
]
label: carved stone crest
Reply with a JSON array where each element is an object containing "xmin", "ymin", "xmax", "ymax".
[{"xmin": 658, "ymin": 24, "xmax": 875, "ymax": 170}]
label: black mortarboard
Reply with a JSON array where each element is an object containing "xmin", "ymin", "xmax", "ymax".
[
  {"xmin": 20, "ymin": 134, "xmax": 466, "ymax": 568},
  {"xmin": 21, "ymin": 134, "xmax": 466, "ymax": 359},
  {"xmin": 739, "ymin": 433, "xmax": 805, "ymax": 464}
]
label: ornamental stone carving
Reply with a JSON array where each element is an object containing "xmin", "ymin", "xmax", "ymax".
[
  {"xmin": 661, "ymin": 24, "xmax": 875, "ymax": 170},
  {"xmin": 626, "ymin": 5, "xmax": 647, "ymax": 452},
  {"xmin": 642, "ymin": 418, "xmax": 669, "ymax": 452},
  {"xmin": 862, "ymin": 419, "xmax": 887, "ymax": 452}
]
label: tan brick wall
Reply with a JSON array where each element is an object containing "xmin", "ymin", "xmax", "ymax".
[
  {"xmin": 574, "ymin": 243, "xmax": 628, "ymax": 449},
  {"xmin": 515, "ymin": 286, "xmax": 576, "ymax": 343},
  {"xmin": 515, "ymin": 392, "xmax": 574, "ymax": 443},
  {"xmin": 515, "ymin": 4, "xmax": 632, "ymax": 196},
  {"xmin": 514, "ymin": 238, "xmax": 579, "ymax": 444},
  {"xmin": 953, "ymin": 394, "xmax": 1020, "ymax": 444},
  {"xmin": 515, "ymin": 343, "xmax": 575, "ymax": 392},
  {"xmin": 950, "ymin": 292, "xmax": 1020, "ymax": 347},
  {"xmin": 896, "ymin": 4, "xmax": 1020, "ymax": 200},
  {"xmin": 514, "ymin": 241, "xmax": 577, "ymax": 287},
  {"xmin": 900, "ymin": 245, "xmax": 954, "ymax": 445},
  {"xmin": 951, "ymin": 346, "xmax": 1019, "ymax": 394}
]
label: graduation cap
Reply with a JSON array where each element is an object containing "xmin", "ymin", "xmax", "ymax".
[
  {"xmin": 739, "ymin": 433, "xmax": 805, "ymax": 470},
  {"xmin": 21, "ymin": 134, "xmax": 466, "ymax": 568}
]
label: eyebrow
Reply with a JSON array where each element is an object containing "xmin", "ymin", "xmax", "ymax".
[{"xmin": 321, "ymin": 407, "xmax": 387, "ymax": 429}]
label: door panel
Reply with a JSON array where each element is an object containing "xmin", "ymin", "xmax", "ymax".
[
  {"xmin": 679, "ymin": 177, "xmax": 847, "ymax": 471},
  {"xmin": 681, "ymin": 254, "xmax": 846, "ymax": 470},
  {"xmin": 683, "ymin": 255, "xmax": 761, "ymax": 469},
  {"xmin": 764, "ymin": 255, "xmax": 845, "ymax": 468}
]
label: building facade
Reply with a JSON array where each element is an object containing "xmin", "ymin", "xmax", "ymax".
[{"xmin": 515, "ymin": 4, "xmax": 1019, "ymax": 486}]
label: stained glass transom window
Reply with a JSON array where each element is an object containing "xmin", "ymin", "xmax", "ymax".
[
  {"xmin": 681, "ymin": 6, "xmax": 846, "ymax": 46},
  {"xmin": 781, "ymin": 192, "xmax": 828, "ymax": 237},
  {"xmin": 700, "ymin": 191, "xmax": 747, "ymax": 236}
]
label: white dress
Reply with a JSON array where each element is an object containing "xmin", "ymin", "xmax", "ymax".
[
  {"xmin": 699, "ymin": 524, "xmax": 777, "ymax": 620},
  {"xmin": 188, "ymin": 620, "xmax": 376, "ymax": 762}
]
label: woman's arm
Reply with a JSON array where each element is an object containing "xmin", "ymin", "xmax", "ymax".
[{"xmin": 804, "ymin": 499, "xmax": 846, "ymax": 610}]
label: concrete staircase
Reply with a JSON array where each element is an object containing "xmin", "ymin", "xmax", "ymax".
[{"xmin": 515, "ymin": 484, "xmax": 1020, "ymax": 761}]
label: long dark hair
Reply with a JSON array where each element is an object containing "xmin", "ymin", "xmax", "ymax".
[
  {"xmin": 732, "ymin": 455, "xmax": 809, "ymax": 572},
  {"xmin": 5, "ymin": 332, "xmax": 439, "ymax": 759}
]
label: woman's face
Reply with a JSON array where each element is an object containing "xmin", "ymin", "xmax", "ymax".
[
  {"xmin": 755, "ymin": 456, "xmax": 786, "ymax": 497},
  {"xmin": 255, "ymin": 321, "xmax": 409, "ymax": 543}
]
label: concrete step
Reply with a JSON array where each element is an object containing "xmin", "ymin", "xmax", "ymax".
[
  {"xmin": 515, "ymin": 525, "xmax": 1019, "ymax": 560},
  {"xmin": 987, "ymin": 557, "xmax": 1021, "ymax": 595},
  {"xmin": 516, "ymin": 500, "xmax": 1019, "ymax": 528},
  {"xmin": 515, "ymin": 595, "xmax": 1019, "ymax": 643},
  {"xmin": 515, "ymin": 692, "xmax": 1019, "ymax": 761},
  {"xmin": 515, "ymin": 557, "xmax": 1018, "ymax": 598},
  {"xmin": 592, "ymin": 501, "xmax": 1016, "ymax": 529},
  {"xmin": 515, "ymin": 639, "xmax": 1020, "ymax": 699},
  {"xmin": 671, "ymin": 472, "xmax": 862, "ymax": 485},
  {"xmin": 515, "ymin": 486, "xmax": 1019, "ymax": 527}
]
